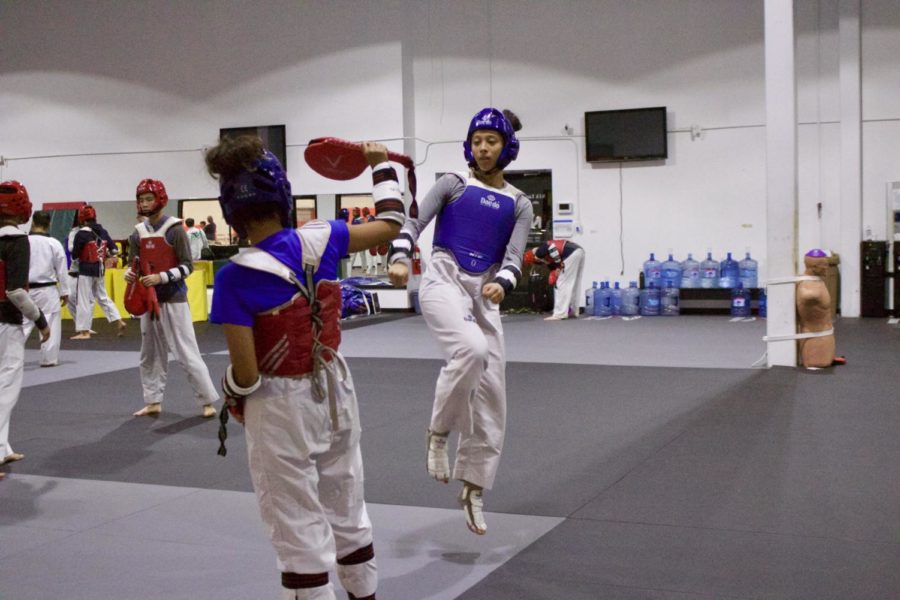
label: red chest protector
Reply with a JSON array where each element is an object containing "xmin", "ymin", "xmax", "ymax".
[
  {"xmin": 229, "ymin": 232, "xmax": 342, "ymax": 379},
  {"xmin": 253, "ymin": 281, "xmax": 342, "ymax": 377},
  {"xmin": 78, "ymin": 227, "xmax": 106, "ymax": 263},
  {"xmin": 135, "ymin": 219, "xmax": 180, "ymax": 274}
]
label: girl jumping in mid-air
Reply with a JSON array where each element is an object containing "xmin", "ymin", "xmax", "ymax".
[{"xmin": 388, "ymin": 108, "xmax": 533, "ymax": 535}]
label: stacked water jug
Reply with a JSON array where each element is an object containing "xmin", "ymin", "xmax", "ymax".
[{"xmin": 635, "ymin": 250, "xmax": 760, "ymax": 317}]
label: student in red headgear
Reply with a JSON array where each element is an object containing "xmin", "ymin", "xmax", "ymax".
[
  {"xmin": 0, "ymin": 181, "xmax": 50, "ymax": 471},
  {"xmin": 125, "ymin": 179, "xmax": 219, "ymax": 418},
  {"xmin": 69, "ymin": 204, "xmax": 127, "ymax": 339}
]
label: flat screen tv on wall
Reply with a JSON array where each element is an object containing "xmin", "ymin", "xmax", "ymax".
[
  {"xmin": 219, "ymin": 125, "xmax": 287, "ymax": 170},
  {"xmin": 584, "ymin": 107, "xmax": 667, "ymax": 163}
]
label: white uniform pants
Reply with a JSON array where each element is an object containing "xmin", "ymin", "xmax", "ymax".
[
  {"xmin": 352, "ymin": 251, "xmax": 369, "ymax": 273},
  {"xmin": 552, "ymin": 248, "xmax": 585, "ymax": 319},
  {"xmin": 419, "ymin": 253, "xmax": 506, "ymax": 490},
  {"xmin": 0, "ymin": 324, "xmax": 26, "ymax": 458},
  {"xmin": 74, "ymin": 273, "xmax": 121, "ymax": 332},
  {"xmin": 67, "ymin": 274, "xmax": 79, "ymax": 323},
  {"xmin": 23, "ymin": 287, "xmax": 62, "ymax": 366},
  {"xmin": 245, "ymin": 369, "xmax": 376, "ymax": 599},
  {"xmin": 139, "ymin": 302, "xmax": 218, "ymax": 407}
]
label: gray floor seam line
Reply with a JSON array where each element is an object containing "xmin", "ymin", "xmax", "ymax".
[
  {"xmin": 561, "ymin": 424, "xmax": 696, "ymax": 520},
  {"xmin": 0, "ymin": 528, "xmax": 87, "ymax": 557},
  {"xmin": 82, "ymin": 529, "xmax": 233, "ymax": 549},
  {"xmin": 74, "ymin": 487, "xmax": 208, "ymax": 532}
]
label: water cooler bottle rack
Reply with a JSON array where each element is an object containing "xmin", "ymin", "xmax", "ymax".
[{"xmin": 637, "ymin": 273, "xmax": 764, "ymax": 315}]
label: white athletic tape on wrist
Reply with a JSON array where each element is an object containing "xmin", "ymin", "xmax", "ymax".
[
  {"xmin": 225, "ymin": 365, "xmax": 262, "ymax": 397},
  {"xmin": 391, "ymin": 238, "xmax": 411, "ymax": 252},
  {"xmin": 389, "ymin": 253, "xmax": 410, "ymax": 267},
  {"xmin": 495, "ymin": 268, "xmax": 517, "ymax": 290}
]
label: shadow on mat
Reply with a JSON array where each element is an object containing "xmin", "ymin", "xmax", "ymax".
[
  {"xmin": 41, "ymin": 419, "xmax": 167, "ymax": 478},
  {"xmin": 153, "ymin": 415, "xmax": 213, "ymax": 435},
  {"xmin": 0, "ymin": 476, "xmax": 58, "ymax": 525}
]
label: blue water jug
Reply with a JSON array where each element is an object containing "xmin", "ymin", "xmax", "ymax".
[
  {"xmin": 681, "ymin": 253, "xmax": 700, "ymax": 288},
  {"xmin": 661, "ymin": 254, "xmax": 682, "ymax": 289},
  {"xmin": 738, "ymin": 251, "xmax": 758, "ymax": 289},
  {"xmin": 660, "ymin": 280, "xmax": 680, "ymax": 316},
  {"xmin": 622, "ymin": 281, "xmax": 640, "ymax": 316},
  {"xmin": 595, "ymin": 281, "xmax": 612, "ymax": 317},
  {"xmin": 610, "ymin": 281, "xmax": 623, "ymax": 316},
  {"xmin": 639, "ymin": 282, "xmax": 661, "ymax": 316},
  {"xmin": 643, "ymin": 253, "xmax": 662, "ymax": 289},
  {"xmin": 719, "ymin": 252, "xmax": 739, "ymax": 288},
  {"xmin": 758, "ymin": 288, "xmax": 767, "ymax": 318},
  {"xmin": 700, "ymin": 251, "xmax": 719, "ymax": 289},
  {"xmin": 585, "ymin": 281, "xmax": 597, "ymax": 316},
  {"xmin": 730, "ymin": 282, "xmax": 751, "ymax": 317}
]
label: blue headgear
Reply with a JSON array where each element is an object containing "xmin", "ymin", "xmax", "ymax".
[
  {"xmin": 218, "ymin": 150, "xmax": 293, "ymax": 237},
  {"xmin": 463, "ymin": 107, "xmax": 520, "ymax": 171},
  {"xmin": 805, "ymin": 248, "xmax": 829, "ymax": 258}
]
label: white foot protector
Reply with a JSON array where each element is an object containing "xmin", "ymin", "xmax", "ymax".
[
  {"xmin": 458, "ymin": 482, "xmax": 487, "ymax": 535},
  {"xmin": 426, "ymin": 429, "xmax": 450, "ymax": 483}
]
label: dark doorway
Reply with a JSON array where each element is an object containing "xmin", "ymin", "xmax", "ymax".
[{"xmin": 503, "ymin": 170, "xmax": 553, "ymax": 312}]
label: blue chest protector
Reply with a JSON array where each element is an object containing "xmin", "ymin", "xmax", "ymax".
[{"xmin": 432, "ymin": 176, "xmax": 517, "ymax": 274}]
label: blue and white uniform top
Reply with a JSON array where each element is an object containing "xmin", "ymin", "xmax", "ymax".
[
  {"xmin": 391, "ymin": 172, "xmax": 533, "ymax": 293},
  {"xmin": 210, "ymin": 220, "xmax": 349, "ymax": 328}
]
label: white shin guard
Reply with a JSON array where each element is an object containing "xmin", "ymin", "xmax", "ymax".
[{"xmin": 337, "ymin": 558, "xmax": 377, "ymax": 600}]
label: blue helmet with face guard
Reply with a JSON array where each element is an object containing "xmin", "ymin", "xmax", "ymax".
[
  {"xmin": 217, "ymin": 150, "xmax": 293, "ymax": 238},
  {"xmin": 463, "ymin": 107, "xmax": 520, "ymax": 171}
]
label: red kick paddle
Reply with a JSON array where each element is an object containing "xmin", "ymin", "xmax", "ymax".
[{"xmin": 304, "ymin": 137, "xmax": 418, "ymax": 218}]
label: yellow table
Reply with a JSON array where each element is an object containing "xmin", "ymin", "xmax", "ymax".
[
  {"xmin": 62, "ymin": 269, "xmax": 208, "ymax": 322},
  {"xmin": 192, "ymin": 260, "xmax": 215, "ymax": 286}
]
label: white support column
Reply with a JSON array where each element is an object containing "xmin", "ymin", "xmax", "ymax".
[
  {"xmin": 401, "ymin": 40, "xmax": 417, "ymax": 214},
  {"xmin": 839, "ymin": 0, "xmax": 862, "ymax": 317},
  {"xmin": 317, "ymin": 193, "xmax": 336, "ymax": 221},
  {"xmin": 764, "ymin": 0, "xmax": 799, "ymax": 367}
]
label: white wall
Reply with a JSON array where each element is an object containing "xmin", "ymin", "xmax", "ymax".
[
  {"xmin": 0, "ymin": 0, "xmax": 407, "ymax": 202},
  {"xmin": 2, "ymin": 0, "xmax": 899, "ymax": 310}
]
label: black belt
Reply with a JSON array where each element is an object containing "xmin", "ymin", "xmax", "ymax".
[{"xmin": 29, "ymin": 282, "xmax": 58, "ymax": 288}]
